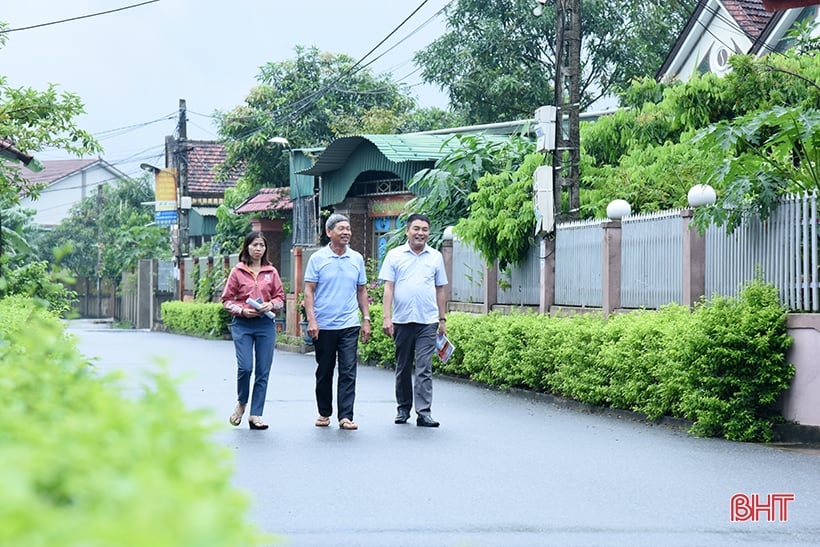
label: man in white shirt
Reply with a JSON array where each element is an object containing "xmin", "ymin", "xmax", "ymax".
[{"xmin": 379, "ymin": 213, "xmax": 448, "ymax": 427}]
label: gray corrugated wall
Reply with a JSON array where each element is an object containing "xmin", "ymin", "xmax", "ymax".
[{"xmin": 451, "ymin": 236, "xmax": 485, "ymax": 304}]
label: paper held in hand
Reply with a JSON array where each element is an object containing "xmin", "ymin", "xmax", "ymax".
[
  {"xmin": 245, "ymin": 297, "xmax": 275, "ymax": 319},
  {"xmin": 436, "ymin": 333, "xmax": 455, "ymax": 364}
]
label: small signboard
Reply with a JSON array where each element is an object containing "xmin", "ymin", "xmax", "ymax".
[{"xmin": 154, "ymin": 210, "xmax": 178, "ymax": 226}]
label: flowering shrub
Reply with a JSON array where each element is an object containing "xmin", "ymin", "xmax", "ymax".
[{"xmin": 365, "ymin": 258, "xmax": 383, "ymax": 305}]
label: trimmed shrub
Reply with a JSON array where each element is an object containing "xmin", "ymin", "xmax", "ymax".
[
  {"xmin": 428, "ymin": 280, "xmax": 793, "ymax": 442},
  {"xmin": 161, "ymin": 300, "xmax": 230, "ymax": 338},
  {"xmin": 679, "ymin": 279, "xmax": 793, "ymax": 441}
]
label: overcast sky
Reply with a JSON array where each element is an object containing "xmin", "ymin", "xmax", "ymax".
[{"xmin": 1, "ymin": 0, "xmax": 452, "ymax": 178}]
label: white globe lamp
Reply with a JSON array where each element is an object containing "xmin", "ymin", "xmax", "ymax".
[
  {"xmin": 606, "ymin": 199, "xmax": 631, "ymax": 220},
  {"xmin": 687, "ymin": 184, "xmax": 717, "ymax": 208}
]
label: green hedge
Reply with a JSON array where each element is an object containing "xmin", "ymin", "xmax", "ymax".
[
  {"xmin": 359, "ymin": 280, "xmax": 794, "ymax": 442},
  {"xmin": 0, "ymin": 296, "xmax": 268, "ymax": 545},
  {"xmin": 161, "ymin": 300, "xmax": 231, "ymax": 338}
]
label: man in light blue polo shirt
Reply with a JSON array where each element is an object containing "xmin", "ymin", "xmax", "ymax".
[
  {"xmin": 304, "ymin": 213, "xmax": 371, "ymax": 430},
  {"xmin": 379, "ymin": 213, "xmax": 448, "ymax": 427}
]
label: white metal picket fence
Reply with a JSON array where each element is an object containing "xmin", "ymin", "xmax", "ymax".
[
  {"xmin": 554, "ymin": 218, "xmax": 603, "ymax": 307},
  {"xmin": 620, "ymin": 210, "xmax": 684, "ymax": 308},
  {"xmin": 705, "ymin": 192, "xmax": 819, "ymax": 312},
  {"xmin": 449, "ymin": 192, "xmax": 820, "ymax": 312}
]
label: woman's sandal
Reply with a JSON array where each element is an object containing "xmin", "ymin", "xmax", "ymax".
[
  {"xmin": 315, "ymin": 416, "xmax": 330, "ymax": 427},
  {"xmin": 229, "ymin": 404, "xmax": 246, "ymax": 427},
  {"xmin": 339, "ymin": 418, "xmax": 358, "ymax": 430},
  {"xmin": 248, "ymin": 416, "xmax": 269, "ymax": 430}
]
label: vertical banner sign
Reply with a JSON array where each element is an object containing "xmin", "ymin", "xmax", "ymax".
[{"xmin": 154, "ymin": 168, "xmax": 178, "ymax": 226}]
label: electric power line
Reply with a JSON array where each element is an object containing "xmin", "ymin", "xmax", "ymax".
[{"xmin": 0, "ymin": 1, "xmax": 161, "ymax": 34}]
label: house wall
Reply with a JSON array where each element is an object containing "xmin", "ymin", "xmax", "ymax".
[
  {"xmin": 671, "ymin": 0, "xmax": 754, "ymax": 81},
  {"xmin": 333, "ymin": 197, "xmax": 370, "ymax": 262},
  {"xmin": 783, "ymin": 315, "xmax": 820, "ymax": 427},
  {"xmin": 20, "ymin": 166, "xmax": 118, "ymax": 227}
]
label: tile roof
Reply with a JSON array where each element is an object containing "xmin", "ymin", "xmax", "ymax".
[
  {"xmin": 234, "ymin": 186, "xmax": 293, "ymax": 215},
  {"xmin": 185, "ymin": 140, "xmax": 243, "ymax": 197},
  {"xmin": 724, "ymin": 0, "xmax": 772, "ymax": 39},
  {"xmin": 21, "ymin": 158, "xmax": 98, "ymax": 185}
]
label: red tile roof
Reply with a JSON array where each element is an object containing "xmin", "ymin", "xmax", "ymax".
[
  {"xmin": 185, "ymin": 140, "xmax": 243, "ymax": 198},
  {"xmin": 724, "ymin": 0, "xmax": 772, "ymax": 39},
  {"xmin": 235, "ymin": 187, "xmax": 293, "ymax": 215}
]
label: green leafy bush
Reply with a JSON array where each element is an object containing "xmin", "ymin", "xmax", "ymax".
[
  {"xmin": 0, "ymin": 296, "xmax": 267, "ymax": 545},
  {"xmin": 161, "ymin": 301, "xmax": 231, "ymax": 338},
  {"xmin": 357, "ymin": 304, "xmax": 396, "ymax": 368},
  {"xmin": 0, "ymin": 260, "xmax": 77, "ymax": 316},
  {"xmin": 192, "ymin": 260, "xmax": 229, "ymax": 304},
  {"xmin": 431, "ymin": 281, "xmax": 793, "ymax": 442},
  {"xmin": 679, "ymin": 279, "xmax": 793, "ymax": 441}
]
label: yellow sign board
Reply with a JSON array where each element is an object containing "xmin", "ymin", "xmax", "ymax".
[{"xmin": 154, "ymin": 168, "xmax": 177, "ymax": 211}]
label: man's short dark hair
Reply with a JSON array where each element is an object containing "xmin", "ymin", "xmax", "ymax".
[{"xmin": 406, "ymin": 213, "xmax": 430, "ymax": 226}]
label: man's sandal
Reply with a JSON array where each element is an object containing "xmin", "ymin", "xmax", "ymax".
[
  {"xmin": 339, "ymin": 418, "xmax": 358, "ymax": 430},
  {"xmin": 315, "ymin": 416, "xmax": 330, "ymax": 427},
  {"xmin": 229, "ymin": 404, "xmax": 245, "ymax": 427}
]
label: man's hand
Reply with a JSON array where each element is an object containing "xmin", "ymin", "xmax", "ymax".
[
  {"xmin": 382, "ymin": 318, "xmax": 394, "ymax": 338},
  {"xmin": 360, "ymin": 320, "xmax": 372, "ymax": 343}
]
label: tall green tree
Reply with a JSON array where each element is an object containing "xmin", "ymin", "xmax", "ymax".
[
  {"xmin": 36, "ymin": 177, "xmax": 169, "ymax": 285},
  {"xmin": 456, "ymin": 152, "xmax": 545, "ymax": 268},
  {"xmin": 0, "ymin": 29, "xmax": 100, "ymax": 203},
  {"xmin": 1, "ymin": 21, "xmax": 100, "ymax": 280},
  {"xmin": 399, "ymin": 133, "xmax": 535, "ymax": 248},
  {"xmin": 415, "ymin": 0, "xmax": 693, "ymax": 123},
  {"xmin": 692, "ymin": 106, "xmax": 820, "ymax": 234},
  {"xmin": 215, "ymin": 45, "xmax": 451, "ymax": 191},
  {"xmin": 578, "ymin": 49, "xmax": 820, "ymax": 220},
  {"xmin": 212, "ymin": 46, "xmax": 456, "ymax": 252}
]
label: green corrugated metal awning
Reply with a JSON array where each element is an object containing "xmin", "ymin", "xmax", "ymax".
[
  {"xmin": 298, "ymin": 134, "xmax": 463, "ymax": 177},
  {"xmin": 290, "ymin": 148, "xmax": 324, "ymax": 199},
  {"xmin": 295, "ymin": 133, "xmax": 518, "ymax": 207}
]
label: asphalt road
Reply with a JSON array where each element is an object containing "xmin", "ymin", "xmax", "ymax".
[{"xmin": 67, "ymin": 320, "xmax": 820, "ymax": 547}]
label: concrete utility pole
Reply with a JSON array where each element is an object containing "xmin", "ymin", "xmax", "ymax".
[
  {"xmin": 553, "ymin": 0, "xmax": 581, "ymax": 221},
  {"xmin": 174, "ymin": 98, "xmax": 190, "ymax": 300},
  {"xmin": 96, "ymin": 185, "xmax": 104, "ymax": 317},
  {"xmin": 177, "ymin": 98, "xmax": 189, "ymax": 258}
]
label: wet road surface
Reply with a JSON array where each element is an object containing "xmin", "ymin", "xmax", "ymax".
[{"xmin": 67, "ymin": 320, "xmax": 820, "ymax": 547}]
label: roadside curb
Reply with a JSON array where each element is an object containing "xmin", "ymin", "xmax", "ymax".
[{"xmin": 428, "ymin": 369, "xmax": 820, "ymax": 447}]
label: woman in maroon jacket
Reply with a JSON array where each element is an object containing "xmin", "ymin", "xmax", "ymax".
[{"xmin": 221, "ymin": 232, "xmax": 285, "ymax": 430}]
